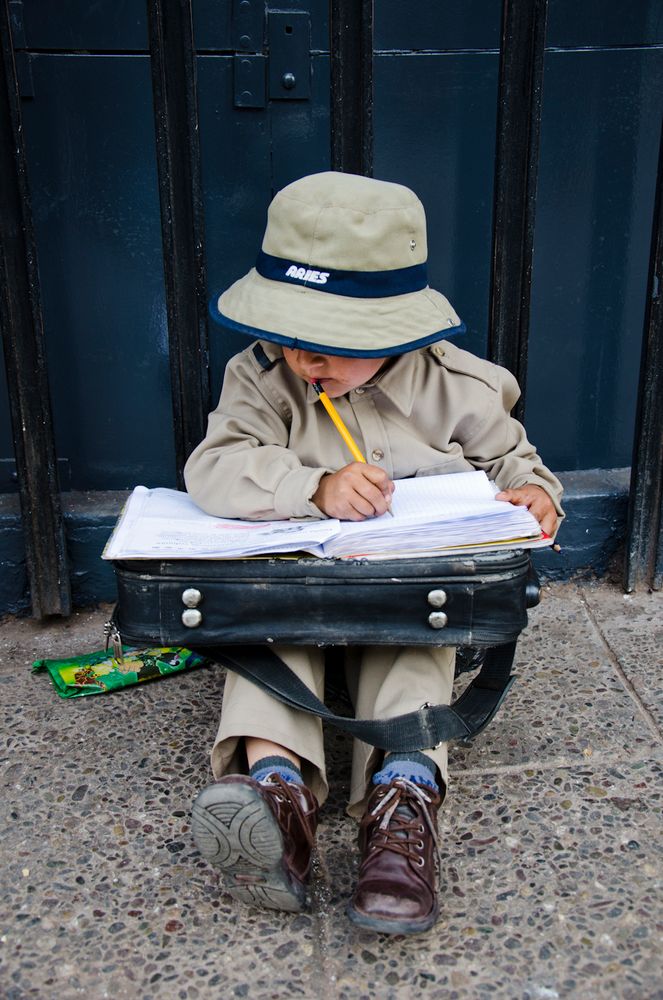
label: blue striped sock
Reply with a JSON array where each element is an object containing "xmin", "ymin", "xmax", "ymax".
[
  {"xmin": 249, "ymin": 755, "xmax": 303, "ymax": 786},
  {"xmin": 372, "ymin": 752, "xmax": 439, "ymax": 792}
]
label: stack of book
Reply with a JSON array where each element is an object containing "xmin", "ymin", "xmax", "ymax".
[{"xmin": 103, "ymin": 471, "xmax": 551, "ymax": 562}]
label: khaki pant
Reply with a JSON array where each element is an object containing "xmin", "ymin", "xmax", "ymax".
[{"xmin": 210, "ymin": 644, "xmax": 455, "ymax": 818}]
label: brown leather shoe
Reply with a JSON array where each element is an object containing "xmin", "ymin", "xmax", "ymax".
[
  {"xmin": 347, "ymin": 778, "xmax": 441, "ymax": 934},
  {"xmin": 192, "ymin": 774, "xmax": 318, "ymax": 912}
]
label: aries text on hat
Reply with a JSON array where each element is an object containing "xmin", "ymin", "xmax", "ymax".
[
  {"xmin": 257, "ymin": 251, "xmax": 430, "ymax": 299},
  {"xmin": 284, "ymin": 264, "xmax": 330, "ymax": 285}
]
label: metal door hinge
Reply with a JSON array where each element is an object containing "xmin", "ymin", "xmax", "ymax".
[
  {"xmin": 234, "ymin": 54, "xmax": 267, "ymax": 108},
  {"xmin": 232, "ymin": 0, "xmax": 264, "ymax": 52}
]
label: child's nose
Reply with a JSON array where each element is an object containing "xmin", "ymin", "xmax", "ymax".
[{"xmin": 298, "ymin": 351, "xmax": 326, "ymax": 374}]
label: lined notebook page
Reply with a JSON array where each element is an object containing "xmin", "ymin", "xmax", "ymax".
[{"xmin": 388, "ymin": 470, "xmax": 499, "ymax": 521}]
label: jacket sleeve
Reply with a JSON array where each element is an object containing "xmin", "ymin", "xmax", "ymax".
[
  {"xmin": 459, "ymin": 366, "xmax": 565, "ymax": 518},
  {"xmin": 183, "ymin": 353, "xmax": 331, "ymax": 520}
]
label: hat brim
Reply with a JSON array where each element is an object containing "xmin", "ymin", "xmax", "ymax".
[{"xmin": 210, "ymin": 269, "xmax": 465, "ymax": 358}]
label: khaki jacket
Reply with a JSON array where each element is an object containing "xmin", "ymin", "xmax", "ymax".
[{"xmin": 184, "ymin": 339, "xmax": 564, "ymax": 521}]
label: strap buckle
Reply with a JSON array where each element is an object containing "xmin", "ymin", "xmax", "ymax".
[{"xmin": 420, "ymin": 702, "xmax": 444, "ymax": 749}]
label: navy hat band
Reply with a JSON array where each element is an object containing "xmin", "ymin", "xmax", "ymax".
[{"xmin": 255, "ymin": 249, "xmax": 429, "ymax": 299}]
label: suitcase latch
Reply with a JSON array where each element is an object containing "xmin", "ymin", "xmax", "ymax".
[
  {"xmin": 182, "ymin": 608, "xmax": 203, "ymax": 628},
  {"xmin": 182, "ymin": 588, "xmax": 203, "ymax": 608},
  {"xmin": 181, "ymin": 589, "xmax": 203, "ymax": 627}
]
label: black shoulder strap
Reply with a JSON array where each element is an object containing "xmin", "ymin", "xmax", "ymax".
[{"xmin": 194, "ymin": 642, "xmax": 518, "ymax": 752}]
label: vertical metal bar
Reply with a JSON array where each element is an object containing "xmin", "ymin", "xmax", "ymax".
[
  {"xmin": 624, "ymin": 122, "xmax": 663, "ymax": 593},
  {"xmin": 655, "ymin": 486, "xmax": 663, "ymax": 590},
  {"xmin": 0, "ymin": 1, "xmax": 71, "ymax": 617},
  {"xmin": 488, "ymin": 0, "xmax": 548, "ymax": 422},
  {"xmin": 147, "ymin": 0, "xmax": 210, "ymax": 487},
  {"xmin": 330, "ymin": 0, "xmax": 373, "ymax": 175}
]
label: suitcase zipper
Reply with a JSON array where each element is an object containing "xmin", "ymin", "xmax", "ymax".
[{"xmin": 103, "ymin": 619, "xmax": 125, "ymax": 663}]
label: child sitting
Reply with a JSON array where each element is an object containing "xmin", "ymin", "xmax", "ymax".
[{"xmin": 184, "ymin": 171, "xmax": 563, "ymax": 934}]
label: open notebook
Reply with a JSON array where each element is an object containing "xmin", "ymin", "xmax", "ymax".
[
  {"xmin": 102, "ymin": 471, "xmax": 552, "ymax": 561},
  {"xmin": 306, "ymin": 470, "xmax": 551, "ymax": 559}
]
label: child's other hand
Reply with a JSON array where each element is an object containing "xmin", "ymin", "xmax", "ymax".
[
  {"xmin": 495, "ymin": 484, "xmax": 559, "ymax": 536},
  {"xmin": 312, "ymin": 463, "xmax": 394, "ymax": 520}
]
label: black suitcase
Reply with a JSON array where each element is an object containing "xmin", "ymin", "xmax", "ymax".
[{"xmin": 109, "ymin": 549, "xmax": 541, "ymax": 750}]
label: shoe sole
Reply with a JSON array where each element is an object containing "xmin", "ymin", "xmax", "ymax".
[
  {"xmin": 346, "ymin": 900, "xmax": 439, "ymax": 935},
  {"xmin": 191, "ymin": 782, "xmax": 306, "ymax": 912}
]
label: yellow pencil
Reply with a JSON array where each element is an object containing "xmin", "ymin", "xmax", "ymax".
[{"xmin": 312, "ymin": 381, "xmax": 394, "ymax": 516}]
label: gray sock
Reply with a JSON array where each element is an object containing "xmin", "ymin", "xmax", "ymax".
[
  {"xmin": 249, "ymin": 755, "xmax": 303, "ymax": 785},
  {"xmin": 372, "ymin": 751, "xmax": 438, "ymax": 791}
]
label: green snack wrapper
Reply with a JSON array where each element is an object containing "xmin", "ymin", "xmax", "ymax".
[{"xmin": 32, "ymin": 645, "xmax": 210, "ymax": 698}]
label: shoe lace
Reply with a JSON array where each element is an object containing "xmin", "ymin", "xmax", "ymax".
[
  {"xmin": 261, "ymin": 773, "xmax": 316, "ymax": 846},
  {"xmin": 368, "ymin": 777, "xmax": 440, "ymax": 865}
]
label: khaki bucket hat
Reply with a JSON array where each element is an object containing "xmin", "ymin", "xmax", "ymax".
[{"xmin": 211, "ymin": 171, "xmax": 464, "ymax": 357}]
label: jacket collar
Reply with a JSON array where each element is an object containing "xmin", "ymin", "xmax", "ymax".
[{"xmin": 367, "ymin": 351, "xmax": 419, "ymax": 415}]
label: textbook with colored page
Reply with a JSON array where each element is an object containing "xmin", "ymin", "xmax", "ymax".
[{"xmin": 102, "ymin": 472, "xmax": 552, "ymax": 562}]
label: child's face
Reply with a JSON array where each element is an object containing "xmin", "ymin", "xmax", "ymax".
[{"xmin": 282, "ymin": 348, "xmax": 389, "ymax": 398}]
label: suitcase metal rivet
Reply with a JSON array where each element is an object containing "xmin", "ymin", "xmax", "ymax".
[
  {"xmin": 427, "ymin": 589, "xmax": 447, "ymax": 608},
  {"xmin": 428, "ymin": 611, "xmax": 448, "ymax": 629},
  {"xmin": 182, "ymin": 588, "xmax": 203, "ymax": 608},
  {"xmin": 181, "ymin": 608, "xmax": 203, "ymax": 627}
]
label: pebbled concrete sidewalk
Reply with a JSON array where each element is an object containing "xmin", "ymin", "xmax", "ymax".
[{"xmin": 0, "ymin": 579, "xmax": 661, "ymax": 999}]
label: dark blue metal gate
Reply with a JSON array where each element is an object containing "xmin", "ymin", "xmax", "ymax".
[{"xmin": 1, "ymin": 0, "xmax": 662, "ymax": 615}]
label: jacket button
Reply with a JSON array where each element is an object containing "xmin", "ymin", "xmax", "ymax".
[
  {"xmin": 182, "ymin": 609, "xmax": 202, "ymax": 628},
  {"xmin": 428, "ymin": 611, "xmax": 448, "ymax": 629},
  {"xmin": 371, "ymin": 448, "xmax": 384, "ymax": 461},
  {"xmin": 355, "ymin": 386, "xmax": 365, "ymax": 395}
]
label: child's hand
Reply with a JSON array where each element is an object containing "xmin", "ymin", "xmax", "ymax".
[
  {"xmin": 495, "ymin": 484, "xmax": 559, "ymax": 536},
  {"xmin": 312, "ymin": 463, "xmax": 395, "ymax": 520}
]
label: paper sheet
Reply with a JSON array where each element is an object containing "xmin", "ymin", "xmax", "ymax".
[{"xmin": 102, "ymin": 487, "xmax": 340, "ymax": 559}]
